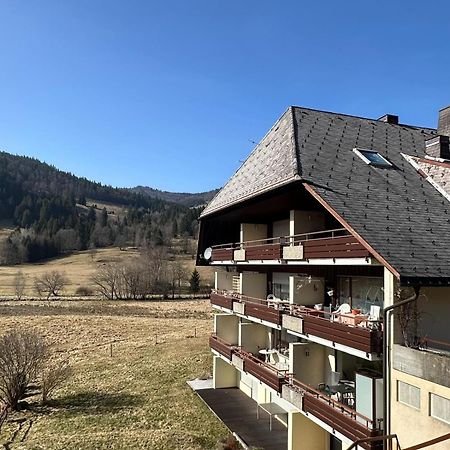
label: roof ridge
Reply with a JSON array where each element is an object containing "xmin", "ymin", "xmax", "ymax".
[{"xmin": 290, "ymin": 105, "xmax": 437, "ymax": 132}]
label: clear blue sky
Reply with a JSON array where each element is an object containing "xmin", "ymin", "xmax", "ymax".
[{"xmin": 1, "ymin": 1, "xmax": 450, "ymax": 192}]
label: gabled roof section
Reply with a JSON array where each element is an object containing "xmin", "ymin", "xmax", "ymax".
[
  {"xmin": 201, "ymin": 108, "xmax": 299, "ymax": 217},
  {"xmin": 201, "ymin": 105, "xmax": 450, "ymax": 281},
  {"xmin": 406, "ymin": 156, "xmax": 450, "ymax": 201},
  {"xmin": 291, "ymin": 107, "xmax": 450, "ymax": 282}
]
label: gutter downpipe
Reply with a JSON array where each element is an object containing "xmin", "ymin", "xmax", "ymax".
[{"xmin": 382, "ymin": 286, "xmax": 420, "ymax": 450}]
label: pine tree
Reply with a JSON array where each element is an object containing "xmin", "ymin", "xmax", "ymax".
[{"xmin": 189, "ymin": 269, "xmax": 200, "ymax": 293}]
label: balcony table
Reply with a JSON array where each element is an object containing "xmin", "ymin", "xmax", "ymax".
[
  {"xmin": 258, "ymin": 348, "xmax": 277, "ymax": 362},
  {"xmin": 256, "ymin": 402, "xmax": 289, "ymax": 430}
]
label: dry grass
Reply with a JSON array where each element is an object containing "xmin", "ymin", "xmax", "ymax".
[
  {"xmin": 0, "ymin": 244, "xmax": 215, "ymax": 297},
  {"xmin": 0, "ymin": 299, "xmax": 226, "ymax": 449}
]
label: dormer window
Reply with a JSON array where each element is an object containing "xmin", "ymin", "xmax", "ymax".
[{"xmin": 353, "ymin": 148, "xmax": 393, "ymax": 168}]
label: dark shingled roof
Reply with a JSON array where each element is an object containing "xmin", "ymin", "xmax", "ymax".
[{"xmin": 202, "ymin": 106, "xmax": 450, "ymax": 282}]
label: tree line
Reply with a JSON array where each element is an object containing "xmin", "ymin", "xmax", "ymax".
[{"xmin": 0, "ymin": 152, "xmax": 202, "ymax": 264}]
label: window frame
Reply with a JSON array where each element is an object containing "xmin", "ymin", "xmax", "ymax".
[
  {"xmin": 429, "ymin": 393, "xmax": 450, "ymax": 425},
  {"xmin": 397, "ymin": 380, "xmax": 421, "ymax": 410},
  {"xmin": 353, "ymin": 148, "xmax": 393, "ymax": 168}
]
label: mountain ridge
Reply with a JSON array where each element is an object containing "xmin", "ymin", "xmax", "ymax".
[{"xmin": 130, "ymin": 186, "xmax": 219, "ymax": 207}]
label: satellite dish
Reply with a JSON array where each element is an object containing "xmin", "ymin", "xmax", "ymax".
[{"xmin": 203, "ymin": 247, "xmax": 212, "ymax": 260}]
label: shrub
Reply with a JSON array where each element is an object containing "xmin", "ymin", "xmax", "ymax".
[
  {"xmin": 75, "ymin": 286, "xmax": 94, "ymax": 297},
  {"xmin": 0, "ymin": 330, "xmax": 47, "ymax": 410},
  {"xmin": 41, "ymin": 359, "xmax": 72, "ymax": 405}
]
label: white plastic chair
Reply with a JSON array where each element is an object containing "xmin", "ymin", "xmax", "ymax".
[{"xmin": 334, "ymin": 303, "xmax": 351, "ymax": 315}]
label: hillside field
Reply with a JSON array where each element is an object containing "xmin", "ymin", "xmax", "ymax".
[
  {"xmin": 0, "ymin": 299, "xmax": 227, "ymax": 449},
  {"xmin": 0, "ymin": 242, "xmax": 215, "ymax": 297}
]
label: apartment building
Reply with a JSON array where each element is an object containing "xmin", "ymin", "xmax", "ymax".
[{"xmin": 196, "ymin": 106, "xmax": 450, "ymax": 450}]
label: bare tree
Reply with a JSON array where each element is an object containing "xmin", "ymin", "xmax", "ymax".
[
  {"xmin": 168, "ymin": 261, "xmax": 188, "ymax": 299},
  {"xmin": 34, "ymin": 271, "xmax": 68, "ymax": 300},
  {"xmin": 91, "ymin": 263, "xmax": 122, "ymax": 300},
  {"xmin": 14, "ymin": 271, "xmax": 26, "ymax": 300},
  {"xmin": 41, "ymin": 359, "xmax": 72, "ymax": 405},
  {"xmin": 0, "ymin": 330, "xmax": 47, "ymax": 410}
]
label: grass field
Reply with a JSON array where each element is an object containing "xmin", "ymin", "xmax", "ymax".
[
  {"xmin": 0, "ymin": 244, "xmax": 216, "ymax": 297},
  {"xmin": 0, "ymin": 299, "xmax": 227, "ymax": 449}
]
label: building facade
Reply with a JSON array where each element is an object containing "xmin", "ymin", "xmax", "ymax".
[{"xmin": 197, "ymin": 106, "xmax": 450, "ymax": 450}]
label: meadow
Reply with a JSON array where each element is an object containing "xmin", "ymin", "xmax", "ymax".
[
  {"xmin": 0, "ymin": 299, "xmax": 227, "ymax": 449},
  {"xmin": 0, "ymin": 243, "xmax": 215, "ymax": 297}
]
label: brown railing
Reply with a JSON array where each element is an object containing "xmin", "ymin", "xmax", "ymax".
[
  {"xmin": 209, "ymin": 334, "xmax": 234, "ymax": 360},
  {"xmin": 210, "ymin": 291, "xmax": 235, "ymax": 310},
  {"xmin": 288, "ymin": 376, "xmax": 382, "ymax": 449},
  {"xmin": 290, "ymin": 305, "xmax": 383, "ymax": 355},
  {"xmin": 347, "ymin": 435, "xmax": 398, "ymax": 450},
  {"xmin": 212, "ymin": 291, "xmax": 284, "ymax": 325},
  {"xmin": 209, "ymin": 228, "xmax": 370, "ymax": 262},
  {"xmin": 403, "ymin": 432, "xmax": 450, "ymax": 450},
  {"xmin": 237, "ymin": 349, "xmax": 287, "ymax": 392},
  {"xmin": 302, "ymin": 235, "xmax": 370, "ymax": 259}
]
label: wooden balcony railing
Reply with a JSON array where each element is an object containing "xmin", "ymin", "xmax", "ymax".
[
  {"xmin": 237, "ymin": 349, "xmax": 287, "ymax": 392},
  {"xmin": 211, "ymin": 291, "xmax": 283, "ymax": 326},
  {"xmin": 288, "ymin": 376, "xmax": 382, "ymax": 450},
  {"xmin": 209, "ymin": 228, "xmax": 370, "ymax": 262},
  {"xmin": 289, "ymin": 305, "xmax": 383, "ymax": 355},
  {"xmin": 209, "ymin": 334, "xmax": 234, "ymax": 360},
  {"xmin": 210, "ymin": 291, "xmax": 234, "ymax": 310},
  {"xmin": 211, "ymin": 291, "xmax": 383, "ymax": 355}
]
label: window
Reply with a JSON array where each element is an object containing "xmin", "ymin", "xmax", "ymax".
[
  {"xmin": 338, "ymin": 276, "xmax": 384, "ymax": 314},
  {"xmin": 272, "ymin": 272, "xmax": 290, "ymax": 301},
  {"xmin": 353, "ymin": 148, "xmax": 393, "ymax": 167},
  {"xmin": 430, "ymin": 393, "xmax": 450, "ymax": 424},
  {"xmin": 397, "ymin": 381, "xmax": 421, "ymax": 410}
]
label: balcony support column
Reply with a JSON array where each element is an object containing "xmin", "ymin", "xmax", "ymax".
[
  {"xmin": 213, "ymin": 356, "xmax": 237, "ymax": 389},
  {"xmin": 288, "ymin": 412, "xmax": 329, "ymax": 450}
]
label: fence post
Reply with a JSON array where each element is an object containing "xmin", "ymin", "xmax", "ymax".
[{"xmin": 110, "ymin": 342, "xmax": 113, "ymax": 357}]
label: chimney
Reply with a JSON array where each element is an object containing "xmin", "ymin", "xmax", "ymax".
[
  {"xmin": 438, "ymin": 105, "xmax": 450, "ymax": 137},
  {"xmin": 425, "ymin": 135, "xmax": 450, "ymax": 160},
  {"xmin": 378, "ymin": 114, "xmax": 399, "ymax": 125}
]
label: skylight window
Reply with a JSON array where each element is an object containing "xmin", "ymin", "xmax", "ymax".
[{"xmin": 353, "ymin": 148, "xmax": 393, "ymax": 167}]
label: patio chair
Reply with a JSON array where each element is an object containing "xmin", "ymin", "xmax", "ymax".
[{"xmin": 335, "ymin": 303, "xmax": 351, "ymax": 314}]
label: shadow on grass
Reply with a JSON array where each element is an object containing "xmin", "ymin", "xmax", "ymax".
[{"xmin": 47, "ymin": 391, "xmax": 143, "ymax": 415}]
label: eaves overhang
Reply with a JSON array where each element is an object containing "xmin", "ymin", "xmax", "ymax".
[{"xmin": 199, "ymin": 175, "xmax": 301, "ymax": 219}]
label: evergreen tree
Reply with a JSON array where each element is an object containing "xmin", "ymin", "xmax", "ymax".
[{"xmin": 189, "ymin": 269, "xmax": 200, "ymax": 293}]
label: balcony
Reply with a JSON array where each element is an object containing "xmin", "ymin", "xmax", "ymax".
[
  {"xmin": 209, "ymin": 228, "xmax": 370, "ymax": 264},
  {"xmin": 289, "ymin": 306, "xmax": 383, "ymax": 356},
  {"xmin": 237, "ymin": 349, "xmax": 287, "ymax": 393},
  {"xmin": 393, "ymin": 340, "xmax": 450, "ymax": 388},
  {"xmin": 283, "ymin": 377, "xmax": 383, "ymax": 450},
  {"xmin": 208, "ymin": 335, "xmax": 287, "ymax": 392},
  {"xmin": 209, "ymin": 334, "xmax": 234, "ymax": 360},
  {"xmin": 211, "ymin": 291, "xmax": 283, "ymax": 326},
  {"xmin": 210, "ymin": 291, "xmax": 235, "ymax": 310}
]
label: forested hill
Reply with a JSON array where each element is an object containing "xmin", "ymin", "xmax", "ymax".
[
  {"xmin": 131, "ymin": 186, "xmax": 219, "ymax": 207},
  {"xmin": 0, "ymin": 151, "xmax": 201, "ymax": 264}
]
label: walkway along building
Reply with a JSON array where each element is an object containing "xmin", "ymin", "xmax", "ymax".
[{"xmin": 196, "ymin": 106, "xmax": 450, "ymax": 450}]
